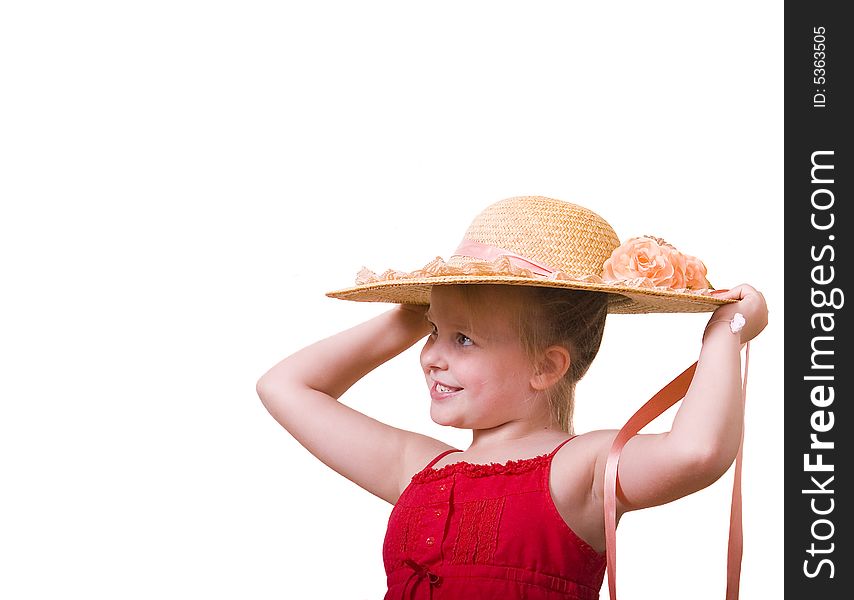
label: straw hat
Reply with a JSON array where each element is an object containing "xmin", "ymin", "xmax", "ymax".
[{"xmin": 326, "ymin": 196, "xmax": 734, "ymax": 314}]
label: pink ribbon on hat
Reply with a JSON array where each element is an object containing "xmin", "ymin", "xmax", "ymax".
[{"xmin": 453, "ymin": 239, "xmax": 559, "ymax": 276}]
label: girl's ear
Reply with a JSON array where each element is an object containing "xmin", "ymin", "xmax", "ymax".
[{"xmin": 530, "ymin": 345, "xmax": 571, "ymax": 391}]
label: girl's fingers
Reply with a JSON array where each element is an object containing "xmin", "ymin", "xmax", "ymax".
[
  {"xmin": 711, "ymin": 284, "xmax": 757, "ymax": 301},
  {"xmin": 710, "ymin": 287, "xmax": 742, "ymax": 300},
  {"xmin": 399, "ymin": 303, "xmax": 429, "ymax": 315}
]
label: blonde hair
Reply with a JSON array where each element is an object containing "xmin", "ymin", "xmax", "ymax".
[
  {"xmin": 457, "ymin": 285, "xmax": 609, "ymax": 433},
  {"xmin": 520, "ymin": 287, "xmax": 608, "ymax": 433}
]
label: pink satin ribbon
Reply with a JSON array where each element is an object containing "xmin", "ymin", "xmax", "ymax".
[
  {"xmin": 453, "ymin": 239, "xmax": 558, "ymax": 276},
  {"xmin": 604, "ymin": 344, "xmax": 750, "ymax": 600}
]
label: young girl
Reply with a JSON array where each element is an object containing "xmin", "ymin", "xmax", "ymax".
[{"xmin": 256, "ymin": 196, "xmax": 768, "ymax": 599}]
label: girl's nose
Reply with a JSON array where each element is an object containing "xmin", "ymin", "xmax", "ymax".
[{"xmin": 420, "ymin": 337, "xmax": 448, "ymax": 371}]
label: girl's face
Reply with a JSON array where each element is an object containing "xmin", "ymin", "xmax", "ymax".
[{"xmin": 420, "ymin": 286, "xmax": 543, "ymax": 430}]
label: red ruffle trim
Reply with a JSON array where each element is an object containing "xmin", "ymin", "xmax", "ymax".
[{"xmin": 411, "ymin": 453, "xmax": 552, "ymax": 483}]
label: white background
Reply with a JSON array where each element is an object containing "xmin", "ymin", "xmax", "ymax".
[{"xmin": 1, "ymin": 2, "xmax": 782, "ymax": 599}]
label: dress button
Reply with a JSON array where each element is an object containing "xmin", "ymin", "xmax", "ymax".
[
  {"xmin": 434, "ymin": 509, "xmax": 442, "ymax": 517},
  {"xmin": 426, "ymin": 536, "xmax": 435, "ymax": 546},
  {"xmin": 438, "ymin": 484, "xmax": 446, "ymax": 492}
]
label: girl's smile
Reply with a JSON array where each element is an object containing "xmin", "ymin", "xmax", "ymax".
[{"xmin": 430, "ymin": 380, "xmax": 462, "ymax": 400}]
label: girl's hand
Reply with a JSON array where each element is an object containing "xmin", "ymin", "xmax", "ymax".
[
  {"xmin": 398, "ymin": 303, "xmax": 429, "ymax": 317},
  {"xmin": 396, "ymin": 303, "xmax": 432, "ymax": 337},
  {"xmin": 708, "ymin": 284, "xmax": 769, "ymax": 343}
]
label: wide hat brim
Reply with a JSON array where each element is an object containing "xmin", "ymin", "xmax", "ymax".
[
  {"xmin": 325, "ymin": 196, "xmax": 736, "ymax": 314},
  {"xmin": 326, "ymin": 275, "xmax": 732, "ymax": 314}
]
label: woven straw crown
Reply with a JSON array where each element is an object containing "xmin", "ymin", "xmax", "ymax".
[
  {"xmin": 449, "ymin": 196, "xmax": 620, "ymax": 277},
  {"xmin": 327, "ymin": 196, "xmax": 730, "ymax": 314}
]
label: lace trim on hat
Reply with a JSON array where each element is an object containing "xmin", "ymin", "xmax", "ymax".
[{"xmin": 356, "ymin": 255, "xmax": 717, "ymax": 297}]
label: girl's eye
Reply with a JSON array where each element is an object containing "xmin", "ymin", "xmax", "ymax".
[{"xmin": 456, "ymin": 333, "xmax": 473, "ymax": 347}]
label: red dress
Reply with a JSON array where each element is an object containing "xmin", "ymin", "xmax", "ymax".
[{"xmin": 383, "ymin": 437, "xmax": 606, "ymax": 599}]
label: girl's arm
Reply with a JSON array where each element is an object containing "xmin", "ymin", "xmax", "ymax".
[
  {"xmin": 256, "ymin": 305, "xmax": 453, "ymax": 505},
  {"xmin": 593, "ymin": 284, "xmax": 768, "ymax": 514}
]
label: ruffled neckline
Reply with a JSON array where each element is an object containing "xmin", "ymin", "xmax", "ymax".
[{"xmin": 410, "ymin": 452, "xmax": 553, "ymax": 483}]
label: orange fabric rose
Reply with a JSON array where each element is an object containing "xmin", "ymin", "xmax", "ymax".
[
  {"xmin": 683, "ymin": 255, "xmax": 710, "ymax": 290},
  {"xmin": 601, "ymin": 236, "xmax": 710, "ymax": 290}
]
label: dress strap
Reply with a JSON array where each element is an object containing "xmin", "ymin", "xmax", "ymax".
[
  {"xmin": 424, "ymin": 448, "xmax": 463, "ymax": 470},
  {"xmin": 548, "ymin": 435, "xmax": 578, "ymax": 458}
]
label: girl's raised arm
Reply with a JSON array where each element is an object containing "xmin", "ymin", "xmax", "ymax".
[
  {"xmin": 256, "ymin": 305, "xmax": 453, "ymax": 504},
  {"xmin": 594, "ymin": 284, "xmax": 768, "ymax": 515}
]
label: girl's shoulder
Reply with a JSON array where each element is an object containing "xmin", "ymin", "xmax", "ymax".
[
  {"xmin": 551, "ymin": 430, "xmax": 621, "ymax": 484},
  {"xmin": 564, "ymin": 429, "xmax": 621, "ymax": 454},
  {"xmin": 397, "ymin": 435, "xmax": 460, "ymax": 490}
]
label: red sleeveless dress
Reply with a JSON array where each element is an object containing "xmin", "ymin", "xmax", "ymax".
[{"xmin": 383, "ymin": 437, "xmax": 606, "ymax": 599}]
